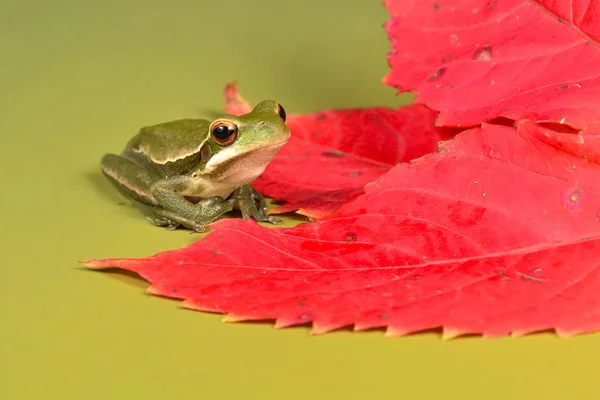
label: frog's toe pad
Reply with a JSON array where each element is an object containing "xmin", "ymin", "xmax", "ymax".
[
  {"xmin": 264, "ymin": 216, "xmax": 282, "ymax": 225},
  {"xmin": 190, "ymin": 222, "xmax": 207, "ymax": 233},
  {"xmin": 147, "ymin": 216, "xmax": 179, "ymax": 229}
]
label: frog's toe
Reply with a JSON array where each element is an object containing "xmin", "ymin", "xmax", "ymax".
[
  {"xmin": 191, "ymin": 222, "xmax": 207, "ymax": 233},
  {"xmin": 145, "ymin": 215, "xmax": 181, "ymax": 230},
  {"xmin": 264, "ymin": 215, "xmax": 282, "ymax": 225},
  {"xmin": 147, "ymin": 216, "xmax": 168, "ymax": 226},
  {"xmin": 166, "ymin": 222, "xmax": 180, "ymax": 231}
]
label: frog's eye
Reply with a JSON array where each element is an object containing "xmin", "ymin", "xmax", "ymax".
[
  {"xmin": 210, "ymin": 120, "xmax": 238, "ymax": 146},
  {"xmin": 277, "ymin": 103, "xmax": 287, "ymax": 122}
]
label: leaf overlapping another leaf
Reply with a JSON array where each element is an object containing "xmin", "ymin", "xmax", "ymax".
[
  {"xmin": 384, "ymin": 0, "xmax": 600, "ymax": 134},
  {"xmin": 225, "ymin": 83, "xmax": 455, "ymax": 217}
]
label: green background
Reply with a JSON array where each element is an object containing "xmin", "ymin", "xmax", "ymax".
[{"xmin": 1, "ymin": 1, "xmax": 593, "ymax": 399}]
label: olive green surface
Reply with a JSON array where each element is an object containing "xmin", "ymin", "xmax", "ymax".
[{"xmin": 0, "ymin": 1, "xmax": 594, "ymax": 399}]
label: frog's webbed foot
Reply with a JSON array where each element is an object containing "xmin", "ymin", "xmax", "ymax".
[{"xmin": 231, "ymin": 185, "xmax": 282, "ymax": 225}]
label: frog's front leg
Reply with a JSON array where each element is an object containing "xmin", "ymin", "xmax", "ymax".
[
  {"xmin": 231, "ymin": 185, "xmax": 282, "ymax": 225},
  {"xmin": 150, "ymin": 176, "xmax": 234, "ymax": 232}
]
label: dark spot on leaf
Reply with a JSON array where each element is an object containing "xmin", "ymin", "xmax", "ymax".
[
  {"xmin": 316, "ymin": 114, "xmax": 327, "ymax": 122},
  {"xmin": 428, "ymin": 67, "xmax": 446, "ymax": 82},
  {"xmin": 486, "ymin": 0, "xmax": 497, "ymax": 9},
  {"xmin": 448, "ymin": 201, "xmax": 487, "ymax": 227},
  {"xmin": 557, "ymin": 17, "xmax": 565, "ymax": 23},
  {"xmin": 212, "ymin": 249, "xmax": 219, "ymax": 255},
  {"xmin": 172, "ymin": 288, "xmax": 178, "ymax": 293},
  {"xmin": 298, "ymin": 310, "xmax": 314, "ymax": 321},
  {"xmin": 561, "ymin": 85, "xmax": 569, "ymax": 90},
  {"xmin": 496, "ymin": 269, "xmax": 510, "ymax": 281},
  {"xmin": 433, "ymin": 3, "xmax": 439, "ymax": 10},
  {"xmin": 323, "ymin": 150, "xmax": 346, "ymax": 157},
  {"xmin": 511, "ymin": 35, "xmax": 516, "ymax": 40},
  {"xmin": 564, "ymin": 187, "xmax": 583, "ymax": 211},
  {"xmin": 346, "ymin": 170, "xmax": 363, "ymax": 177},
  {"xmin": 378, "ymin": 313, "xmax": 391, "ymax": 319},
  {"xmin": 345, "ymin": 232, "xmax": 357, "ymax": 242},
  {"xmin": 473, "ymin": 46, "xmax": 492, "ymax": 61},
  {"xmin": 441, "ymin": 53, "xmax": 452, "ymax": 63},
  {"xmin": 313, "ymin": 131, "xmax": 320, "ymax": 137},
  {"xmin": 325, "ymin": 281, "xmax": 332, "ymax": 286}
]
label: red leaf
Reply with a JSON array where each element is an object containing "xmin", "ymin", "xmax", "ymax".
[
  {"xmin": 224, "ymin": 83, "xmax": 455, "ymax": 217},
  {"xmin": 224, "ymin": 82, "xmax": 253, "ymax": 115},
  {"xmin": 384, "ymin": 0, "xmax": 600, "ymax": 133},
  {"xmin": 86, "ymin": 122, "xmax": 600, "ymax": 338}
]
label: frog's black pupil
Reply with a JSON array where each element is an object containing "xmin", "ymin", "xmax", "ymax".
[{"xmin": 213, "ymin": 125, "xmax": 234, "ymax": 141}]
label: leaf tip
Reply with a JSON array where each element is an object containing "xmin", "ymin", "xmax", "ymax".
[
  {"xmin": 555, "ymin": 328, "xmax": 582, "ymax": 339},
  {"xmin": 222, "ymin": 313, "xmax": 255, "ymax": 323},
  {"xmin": 510, "ymin": 329, "xmax": 532, "ymax": 338},
  {"xmin": 310, "ymin": 321, "xmax": 343, "ymax": 335},
  {"xmin": 80, "ymin": 258, "xmax": 117, "ymax": 269},
  {"xmin": 224, "ymin": 81, "xmax": 252, "ymax": 116},
  {"xmin": 384, "ymin": 325, "xmax": 409, "ymax": 337},
  {"xmin": 146, "ymin": 285, "xmax": 163, "ymax": 296},
  {"xmin": 442, "ymin": 326, "xmax": 465, "ymax": 340},
  {"xmin": 180, "ymin": 299, "xmax": 198, "ymax": 310},
  {"xmin": 273, "ymin": 318, "xmax": 295, "ymax": 329}
]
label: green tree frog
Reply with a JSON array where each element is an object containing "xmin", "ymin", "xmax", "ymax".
[{"xmin": 101, "ymin": 100, "xmax": 290, "ymax": 231}]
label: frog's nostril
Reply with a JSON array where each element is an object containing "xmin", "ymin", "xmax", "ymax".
[{"xmin": 277, "ymin": 104, "xmax": 286, "ymax": 122}]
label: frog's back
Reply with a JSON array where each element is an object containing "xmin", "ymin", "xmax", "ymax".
[{"xmin": 128, "ymin": 119, "xmax": 210, "ymax": 165}]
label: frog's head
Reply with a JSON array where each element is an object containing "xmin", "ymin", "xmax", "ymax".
[{"xmin": 201, "ymin": 100, "xmax": 291, "ymax": 183}]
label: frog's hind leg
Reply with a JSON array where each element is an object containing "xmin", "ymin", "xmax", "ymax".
[
  {"xmin": 100, "ymin": 153, "xmax": 159, "ymax": 206},
  {"xmin": 101, "ymin": 153, "xmax": 178, "ymax": 228}
]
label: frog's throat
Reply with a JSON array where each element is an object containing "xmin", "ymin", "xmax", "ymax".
[{"xmin": 203, "ymin": 141, "xmax": 287, "ymax": 173}]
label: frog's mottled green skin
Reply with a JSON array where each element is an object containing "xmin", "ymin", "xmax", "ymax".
[{"xmin": 101, "ymin": 100, "xmax": 290, "ymax": 231}]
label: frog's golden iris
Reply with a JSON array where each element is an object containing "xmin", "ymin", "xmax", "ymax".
[{"xmin": 210, "ymin": 120, "xmax": 238, "ymax": 146}]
